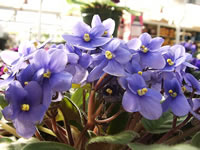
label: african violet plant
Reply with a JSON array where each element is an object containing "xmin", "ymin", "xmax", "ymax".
[{"xmin": 0, "ymin": 14, "xmax": 200, "ymax": 150}]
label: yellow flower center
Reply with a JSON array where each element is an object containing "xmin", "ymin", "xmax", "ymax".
[
  {"xmin": 138, "ymin": 71, "xmax": 143, "ymax": 75},
  {"xmin": 33, "ymin": 41, "xmax": 38, "ymax": 48},
  {"xmin": 106, "ymin": 88, "xmax": 113, "ymax": 95},
  {"xmin": 105, "ymin": 51, "xmax": 113, "ymax": 60},
  {"xmin": 167, "ymin": 59, "xmax": 174, "ymax": 66},
  {"xmin": 137, "ymin": 88, "xmax": 148, "ymax": 96},
  {"xmin": 182, "ymin": 86, "xmax": 186, "ymax": 92},
  {"xmin": 3, "ymin": 67, "xmax": 8, "ymax": 73},
  {"xmin": 168, "ymin": 89, "xmax": 177, "ymax": 98},
  {"xmin": 21, "ymin": 104, "xmax": 30, "ymax": 111},
  {"xmin": 83, "ymin": 33, "xmax": 90, "ymax": 42},
  {"xmin": 141, "ymin": 45, "xmax": 148, "ymax": 53},
  {"xmin": 103, "ymin": 31, "xmax": 108, "ymax": 36},
  {"xmin": 43, "ymin": 71, "xmax": 51, "ymax": 78},
  {"xmin": 24, "ymin": 81, "xmax": 29, "ymax": 85}
]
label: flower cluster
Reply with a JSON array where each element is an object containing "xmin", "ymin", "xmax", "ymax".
[{"xmin": 1, "ymin": 14, "xmax": 200, "ymax": 138}]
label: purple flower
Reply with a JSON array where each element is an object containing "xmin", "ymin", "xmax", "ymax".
[
  {"xmin": 91, "ymin": 14, "xmax": 115, "ymax": 37},
  {"xmin": 2, "ymin": 81, "xmax": 46, "ymax": 138},
  {"xmin": 62, "ymin": 21, "xmax": 111, "ymax": 50},
  {"xmin": 162, "ymin": 78, "xmax": 190, "ymax": 116},
  {"xmin": 122, "ymin": 74, "xmax": 162, "ymax": 120},
  {"xmin": 88, "ymin": 39, "xmax": 131, "ymax": 82},
  {"xmin": 184, "ymin": 73, "xmax": 200, "ymax": 94},
  {"xmin": 127, "ymin": 33, "xmax": 166, "ymax": 69}
]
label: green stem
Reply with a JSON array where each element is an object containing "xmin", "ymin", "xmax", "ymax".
[{"xmin": 0, "ymin": 120, "xmax": 20, "ymax": 138}]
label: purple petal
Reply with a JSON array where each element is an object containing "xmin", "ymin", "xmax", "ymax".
[
  {"xmin": 172, "ymin": 45, "xmax": 185, "ymax": 60},
  {"xmin": 170, "ymin": 94, "xmax": 190, "ymax": 116},
  {"xmin": 114, "ymin": 48, "xmax": 131, "ymax": 64},
  {"xmin": 145, "ymin": 88, "xmax": 162, "ymax": 101},
  {"xmin": 72, "ymin": 21, "xmax": 90, "ymax": 36},
  {"xmin": 87, "ymin": 60, "xmax": 107, "ymax": 82},
  {"xmin": 103, "ymin": 60, "xmax": 125, "ymax": 76},
  {"xmin": 139, "ymin": 33, "xmax": 151, "ymax": 46},
  {"xmin": 79, "ymin": 53, "xmax": 92, "ymax": 68},
  {"xmin": 139, "ymin": 95, "xmax": 162, "ymax": 120},
  {"xmin": 0, "ymin": 50, "xmax": 20, "ymax": 65},
  {"xmin": 2, "ymin": 106, "xmax": 18, "ymax": 120},
  {"xmin": 0, "ymin": 74, "xmax": 15, "ymax": 88},
  {"xmin": 127, "ymin": 74, "xmax": 146, "ymax": 93},
  {"xmin": 91, "ymin": 37, "xmax": 111, "ymax": 48},
  {"xmin": 164, "ymin": 78, "xmax": 182, "ymax": 94},
  {"xmin": 67, "ymin": 53, "xmax": 79, "ymax": 64},
  {"xmin": 25, "ymin": 81, "xmax": 42, "ymax": 106},
  {"xmin": 90, "ymin": 25, "xmax": 105, "ymax": 37},
  {"xmin": 49, "ymin": 50, "xmax": 68, "ymax": 73},
  {"xmin": 192, "ymin": 99, "xmax": 200, "ymax": 111},
  {"xmin": 28, "ymin": 104, "xmax": 46, "ymax": 123},
  {"xmin": 32, "ymin": 49, "xmax": 50, "ymax": 70},
  {"xmin": 50, "ymin": 71, "xmax": 72, "ymax": 92},
  {"xmin": 62, "ymin": 35, "xmax": 84, "ymax": 46},
  {"xmin": 14, "ymin": 118, "xmax": 36, "ymax": 138},
  {"xmin": 122, "ymin": 91, "xmax": 140, "ymax": 112},
  {"xmin": 42, "ymin": 80, "xmax": 52, "ymax": 108},
  {"xmin": 91, "ymin": 15, "xmax": 102, "ymax": 28},
  {"xmin": 127, "ymin": 38, "xmax": 142, "ymax": 50},
  {"xmin": 103, "ymin": 18, "xmax": 115, "ymax": 35},
  {"xmin": 118, "ymin": 77, "xmax": 128, "ymax": 89},
  {"xmin": 102, "ymin": 39, "xmax": 120, "ymax": 52},
  {"xmin": 148, "ymin": 37, "xmax": 164, "ymax": 50},
  {"xmin": 162, "ymin": 97, "xmax": 171, "ymax": 113},
  {"xmin": 140, "ymin": 52, "xmax": 166, "ymax": 69}
]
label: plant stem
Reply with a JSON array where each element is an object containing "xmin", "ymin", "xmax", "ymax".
[
  {"xmin": 128, "ymin": 112, "xmax": 141, "ymax": 130},
  {"xmin": 157, "ymin": 113, "xmax": 192, "ymax": 143},
  {"xmin": 35, "ymin": 128, "xmax": 44, "ymax": 141},
  {"xmin": 172, "ymin": 115, "xmax": 177, "ymax": 129},
  {"xmin": 83, "ymin": 89, "xmax": 86, "ymax": 113},
  {"xmin": 64, "ymin": 118, "xmax": 74, "ymax": 146},
  {"xmin": 165, "ymin": 124, "xmax": 200, "ymax": 144},
  {"xmin": 0, "ymin": 120, "xmax": 20, "ymax": 138},
  {"xmin": 95, "ymin": 109, "xmax": 123, "ymax": 124}
]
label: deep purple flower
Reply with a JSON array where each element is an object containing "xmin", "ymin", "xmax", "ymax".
[
  {"xmin": 2, "ymin": 81, "xmax": 46, "ymax": 138},
  {"xmin": 88, "ymin": 39, "xmax": 131, "ymax": 82},
  {"xmin": 122, "ymin": 74, "xmax": 162, "ymax": 120},
  {"xmin": 162, "ymin": 78, "xmax": 190, "ymax": 116},
  {"xmin": 91, "ymin": 15, "xmax": 115, "ymax": 37},
  {"xmin": 62, "ymin": 21, "xmax": 111, "ymax": 50},
  {"xmin": 127, "ymin": 33, "xmax": 165, "ymax": 69}
]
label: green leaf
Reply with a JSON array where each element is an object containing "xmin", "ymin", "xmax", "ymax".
[
  {"xmin": 87, "ymin": 131, "xmax": 139, "ymax": 148},
  {"xmin": 141, "ymin": 111, "xmax": 188, "ymax": 134},
  {"xmin": 0, "ymin": 138, "xmax": 38, "ymax": 150},
  {"xmin": 128, "ymin": 143, "xmax": 199, "ymax": 150},
  {"xmin": 60, "ymin": 97, "xmax": 83, "ymax": 128},
  {"xmin": 0, "ymin": 94, "xmax": 8, "ymax": 109},
  {"xmin": 0, "ymin": 137, "xmax": 14, "ymax": 143},
  {"xmin": 192, "ymin": 131, "xmax": 200, "ymax": 148},
  {"xmin": 22, "ymin": 141, "xmax": 75, "ymax": 150},
  {"xmin": 106, "ymin": 104, "xmax": 129, "ymax": 134},
  {"xmin": 71, "ymin": 88, "xmax": 83, "ymax": 108}
]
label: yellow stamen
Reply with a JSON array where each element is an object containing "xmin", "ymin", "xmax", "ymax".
[
  {"xmin": 182, "ymin": 86, "xmax": 186, "ymax": 92},
  {"xmin": 3, "ymin": 67, "xmax": 8, "ymax": 73},
  {"xmin": 33, "ymin": 41, "xmax": 38, "ymax": 48},
  {"xmin": 43, "ymin": 71, "xmax": 51, "ymax": 78},
  {"xmin": 105, "ymin": 51, "xmax": 113, "ymax": 60},
  {"xmin": 168, "ymin": 89, "xmax": 173, "ymax": 94},
  {"xmin": 138, "ymin": 71, "xmax": 143, "ymax": 75},
  {"xmin": 83, "ymin": 33, "xmax": 90, "ymax": 42},
  {"xmin": 141, "ymin": 45, "xmax": 148, "ymax": 53},
  {"xmin": 103, "ymin": 31, "xmax": 108, "ymax": 36},
  {"xmin": 21, "ymin": 104, "xmax": 30, "ymax": 111},
  {"xmin": 171, "ymin": 92, "xmax": 177, "ymax": 98},
  {"xmin": 106, "ymin": 88, "xmax": 113, "ymax": 95},
  {"xmin": 137, "ymin": 88, "xmax": 148, "ymax": 96},
  {"xmin": 24, "ymin": 81, "xmax": 29, "ymax": 85},
  {"xmin": 167, "ymin": 59, "xmax": 174, "ymax": 66}
]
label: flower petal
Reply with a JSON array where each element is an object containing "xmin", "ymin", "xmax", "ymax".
[
  {"xmin": 114, "ymin": 48, "xmax": 131, "ymax": 64},
  {"xmin": 103, "ymin": 18, "xmax": 115, "ymax": 35},
  {"xmin": 148, "ymin": 37, "xmax": 164, "ymax": 50},
  {"xmin": 102, "ymin": 39, "xmax": 121, "ymax": 52},
  {"xmin": 72, "ymin": 21, "xmax": 90, "ymax": 36},
  {"xmin": 139, "ymin": 95, "xmax": 162, "ymax": 120},
  {"xmin": 0, "ymin": 50, "xmax": 20, "ymax": 65},
  {"xmin": 127, "ymin": 74, "xmax": 146, "ymax": 93},
  {"xmin": 103, "ymin": 60, "xmax": 125, "ymax": 76},
  {"xmin": 79, "ymin": 53, "xmax": 92, "ymax": 68},
  {"xmin": 139, "ymin": 33, "xmax": 151, "ymax": 46},
  {"xmin": 140, "ymin": 52, "xmax": 166, "ymax": 69},
  {"xmin": 91, "ymin": 14, "xmax": 102, "ymax": 28},
  {"xmin": 122, "ymin": 91, "xmax": 140, "ymax": 112},
  {"xmin": 170, "ymin": 94, "xmax": 190, "ymax": 116},
  {"xmin": 50, "ymin": 71, "xmax": 72, "ymax": 92},
  {"xmin": 127, "ymin": 38, "xmax": 142, "ymax": 50},
  {"xmin": 90, "ymin": 25, "xmax": 105, "ymax": 37},
  {"xmin": 42, "ymin": 80, "xmax": 52, "ymax": 108}
]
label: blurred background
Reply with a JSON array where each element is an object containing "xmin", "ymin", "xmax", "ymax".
[{"xmin": 0, "ymin": 0, "xmax": 200, "ymax": 51}]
